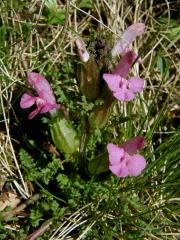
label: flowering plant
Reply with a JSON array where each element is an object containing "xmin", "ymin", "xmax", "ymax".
[{"xmin": 21, "ymin": 23, "xmax": 147, "ymax": 178}]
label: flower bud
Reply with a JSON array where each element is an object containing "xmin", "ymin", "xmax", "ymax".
[
  {"xmin": 50, "ymin": 115, "xmax": 79, "ymax": 154},
  {"xmin": 75, "ymin": 38, "xmax": 90, "ymax": 63},
  {"xmin": 77, "ymin": 59, "xmax": 100, "ymax": 100},
  {"xmin": 88, "ymin": 93, "xmax": 114, "ymax": 129},
  {"xmin": 76, "ymin": 38, "xmax": 100, "ymax": 100}
]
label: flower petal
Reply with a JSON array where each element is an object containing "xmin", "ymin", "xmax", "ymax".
[
  {"xmin": 109, "ymin": 164, "xmax": 129, "ymax": 177},
  {"xmin": 113, "ymin": 50, "xmax": 136, "ymax": 78},
  {"xmin": 127, "ymin": 154, "xmax": 146, "ymax": 176},
  {"xmin": 20, "ymin": 93, "xmax": 36, "ymax": 109},
  {"xmin": 123, "ymin": 23, "xmax": 145, "ymax": 47},
  {"xmin": 120, "ymin": 136, "xmax": 147, "ymax": 155},
  {"xmin": 128, "ymin": 77, "xmax": 144, "ymax": 93},
  {"xmin": 123, "ymin": 48, "xmax": 142, "ymax": 63},
  {"xmin": 111, "ymin": 39, "xmax": 127, "ymax": 58},
  {"xmin": 82, "ymin": 51, "xmax": 90, "ymax": 62},
  {"xmin": 114, "ymin": 89, "xmax": 135, "ymax": 101},
  {"xmin": 40, "ymin": 103, "xmax": 60, "ymax": 113},
  {"xmin": 107, "ymin": 143, "xmax": 125, "ymax": 165},
  {"xmin": 118, "ymin": 166, "xmax": 129, "ymax": 177},
  {"xmin": 28, "ymin": 108, "xmax": 40, "ymax": 119},
  {"xmin": 28, "ymin": 72, "xmax": 57, "ymax": 105},
  {"xmin": 103, "ymin": 74, "xmax": 122, "ymax": 92},
  {"xmin": 112, "ymin": 23, "xmax": 145, "ymax": 57},
  {"xmin": 28, "ymin": 97, "xmax": 44, "ymax": 119}
]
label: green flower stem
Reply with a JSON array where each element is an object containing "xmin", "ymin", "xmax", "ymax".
[{"xmin": 79, "ymin": 117, "xmax": 90, "ymax": 176}]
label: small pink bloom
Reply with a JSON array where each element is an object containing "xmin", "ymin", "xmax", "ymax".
[
  {"xmin": 103, "ymin": 73, "xmax": 144, "ymax": 101},
  {"xmin": 112, "ymin": 23, "xmax": 145, "ymax": 57},
  {"xmin": 20, "ymin": 72, "xmax": 59, "ymax": 119},
  {"xmin": 103, "ymin": 47, "xmax": 144, "ymax": 102},
  {"xmin": 107, "ymin": 136, "xmax": 147, "ymax": 177}
]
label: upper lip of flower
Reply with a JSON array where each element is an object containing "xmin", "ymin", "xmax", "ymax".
[
  {"xmin": 103, "ymin": 22, "xmax": 146, "ymax": 102},
  {"xmin": 111, "ymin": 22, "xmax": 145, "ymax": 57},
  {"xmin": 20, "ymin": 72, "xmax": 59, "ymax": 119}
]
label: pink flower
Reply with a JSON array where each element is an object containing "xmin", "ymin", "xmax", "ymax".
[
  {"xmin": 107, "ymin": 136, "xmax": 147, "ymax": 177},
  {"xmin": 103, "ymin": 72, "xmax": 144, "ymax": 101},
  {"xmin": 113, "ymin": 48, "xmax": 140, "ymax": 78},
  {"xmin": 111, "ymin": 23, "xmax": 145, "ymax": 57},
  {"xmin": 20, "ymin": 72, "xmax": 60, "ymax": 119},
  {"xmin": 103, "ymin": 23, "xmax": 145, "ymax": 101},
  {"xmin": 103, "ymin": 22, "xmax": 146, "ymax": 102},
  {"xmin": 103, "ymin": 38, "xmax": 145, "ymax": 101}
]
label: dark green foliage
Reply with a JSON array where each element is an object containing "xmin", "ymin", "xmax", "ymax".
[{"xmin": 19, "ymin": 149, "xmax": 63, "ymax": 184}]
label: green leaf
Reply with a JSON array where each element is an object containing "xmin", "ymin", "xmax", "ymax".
[
  {"xmin": 79, "ymin": 0, "xmax": 93, "ymax": 9},
  {"xmin": 56, "ymin": 174, "xmax": 69, "ymax": 186},
  {"xmin": 88, "ymin": 152, "xmax": 109, "ymax": 175},
  {"xmin": 88, "ymin": 100, "xmax": 112, "ymax": 129},
  {"xmin": 48, "ymin": 9, "xmax": 65, "ymax": 25},
  {"xmin": 30, "ymin": 209, "xmax": 43, "ymax": 227},
  {"xmin": 45, "ymin": 0, "xmax": 65, "ymax": 24},
  {"xmin": 157, "ymin": 17, "xmax": 180, "ymax": 41},
  {"xmin": 156, "ymin": 55, "xmax": 169, "ymax": 76}
]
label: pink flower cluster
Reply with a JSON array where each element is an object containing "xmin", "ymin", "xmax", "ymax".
[
  {"xmin": 103, "ymin": 23, "xmax": 145, "ymax": 101},
  {"xmin": 20, "ymin": 72, "xmax": 59, "ymax": 119},
  {"xmin": 106, "ymin": 23, "xmax": 147, "ymax": 177}
]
